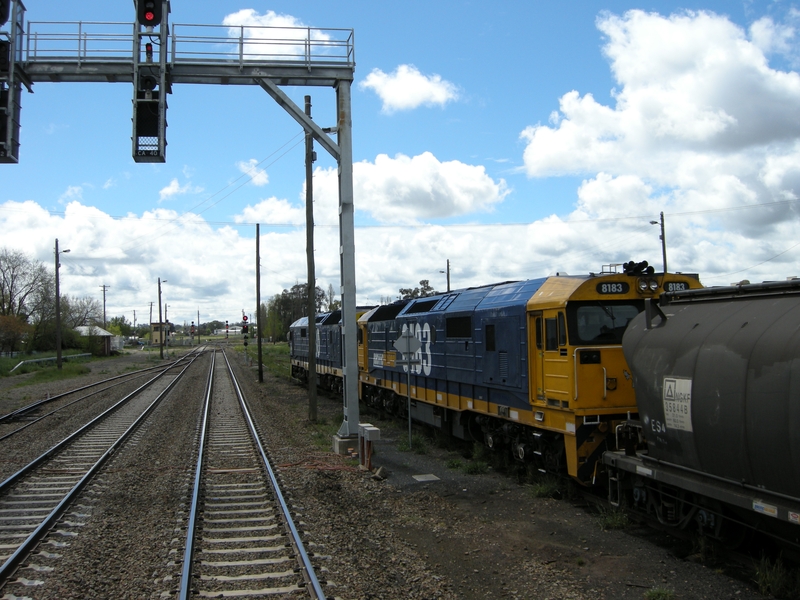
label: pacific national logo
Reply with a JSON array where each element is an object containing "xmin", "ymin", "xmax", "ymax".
[{"xmin": 662, "ymin": 377, "xmax": 693, "ymax": 432}]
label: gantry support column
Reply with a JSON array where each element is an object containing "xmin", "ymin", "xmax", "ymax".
[{"xmin": 336, "ymin": 79, "xmax": 359, "ymax": 438}]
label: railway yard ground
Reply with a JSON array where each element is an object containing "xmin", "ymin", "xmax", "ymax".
[{"xmin": 0, "ymin": 347, "xmax": 781, "ymax": 599}]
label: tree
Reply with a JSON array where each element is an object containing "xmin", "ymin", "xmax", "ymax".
[
  {"xmin": 108, "ymin": 315, "xmax": 134, "ymax": 337},
  {"xmin": 62, "ymin": 295, "xmax": 102, "ymax": 329},
  {"xmin": 0, "ymin": 248, "xmax": 49, "ymax": 318},
  {"xmin": 0, "ymin": 315, "xmax": 28, "ymax": 354},
  {"xmin": 399, "ymin": 279, "xmax": 438, "ymax": 300},
  {"xmin": 326, "ymin": 283, "xmax": 341, "ymax": 311},
  {"xmin": 261, "ymin": 282, "xmax": 326, "ymax": 342}
]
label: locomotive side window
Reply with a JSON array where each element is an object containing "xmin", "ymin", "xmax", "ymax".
[
  {"xmin": 301, "ymin": 328, "xmax": 307, "ymax": 338},
  {"xmin": 558, "ymin": 312, "xmax": 567, "ymax": 347},
  {"xmin": 357, "ymin": 329, "xmax": 363, "ymax": 344},
  {"xmin": 446, "ymin": 316, "xmax": 472, "ymax": 338},
  {"xmin": 567, "ymin": 301, "xmax": 642, "ymax": 345},
  {"xmin": 535, "ymin": 317, "xmax": 542, "ymax": 350},
  {"xmin": 545, "ymin": 318, "xmax": 558, "ymax": 351},
  {"xmin": 485, "ymin": 324, "xmax": 496, "ymax": 351}
]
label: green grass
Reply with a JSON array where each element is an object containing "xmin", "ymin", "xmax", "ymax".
[
  {"xmin": 644, "ymin": 588, "xmax": 675, "ymax": 600},
  {"xmin": 527, "ymin": 475, "xmax": 563, "ymax": 499},
  {"xmin": 461, "ymin": 460, "xmax": 489, "ymax": 474},
  {"xmin": 397, "ymin": 433, "xmax": 428, "ymax": 454},
  {"xmin": 754, "ymin": 555, "xmax": 800, "ymax": 599},
  {"xmin": 308, "ymin": 416, "xmax": 340, "ymax": 450},
  {"xmin": 0, "ymin": 352, "xmax": 93, "ymax": 379},
  {"xmin": 596, "ymin": 506, "xmax": 629, "ymax": 531},
  {"xmin": 3, "ymin": 360, "xmax": 91, "ymax": 384},
  {"xmin": 243, "ymin": 342, "xmax": 291, "ymax": 379}
]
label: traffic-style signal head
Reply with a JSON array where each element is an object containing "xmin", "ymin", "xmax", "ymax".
[
  {"xmin": 139, "ymin": 74, "xmax": 157, "ymax": 92},
  {"xmin": 0, "ymin": 0, "xmax": 10, "ymax": 28},
  {"xmin": 138, "ymin": 0, "xmax": 162, "ymax": 27}
]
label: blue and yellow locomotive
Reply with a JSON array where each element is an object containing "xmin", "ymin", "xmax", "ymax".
[
  {"xmin": 353, "ymin": 261, "xmax": 702, "ymax": 484},
  {"xmin": 290, "ymin": 261, "xmax": 702, "ymax": 483}
]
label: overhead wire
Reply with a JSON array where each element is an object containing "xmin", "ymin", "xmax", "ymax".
[{"xmin": 117, "ymin": 130, "xmax": 305, "ymax": 250}]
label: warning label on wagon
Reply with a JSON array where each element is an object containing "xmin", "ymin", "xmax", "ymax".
[{"xmin": 663, "ymin": 377, "xmax": 693, "ymax": 432}]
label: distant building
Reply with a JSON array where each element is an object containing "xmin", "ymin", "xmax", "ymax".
[
  {"xmin": 214, "ymin": 327, "xmax": 242, "ymax": 335},
  {"xmin": 75, "ymin": 325, "xmax": 117, "ymax": 356},
  {"xmin": 151, "ymin": 322, "xmax": 170, "ymax": 345}
]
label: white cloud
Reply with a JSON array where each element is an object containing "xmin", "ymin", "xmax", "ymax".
[
  {"xmin": 359, "ymin": 64, "xmax": 459, "ymax": 113},
  {"xmin": 159, "ymin": 178, "xmax": 204, "ymax": 202},
  {"xmin": 750, "ymin": 16, "xmax": 796, "ymax": 57},
  {"xmin": 352, "ymin": 152, "xmax": 507, "ymax": 223},
  {"xmin": 278, "ymin": 152, "xmax": 508, "ymax": 227},
  {"xmin": 520, "ymin": 9, "xmax": 800, "ymax": 263},
  {"xmin": 59, "ymin": 186, "xmax": 83, "ymax": 204},
  {"xmin": 236, "ymin": 159, "xmax": 269, "ymax": 186},
  {"xmin": 234, "ymin": 197, "xmax": 303, "ymax": 225},
  {"xmin": 221, "ymin": 9, "xmax": 331, "ymax": 59}
]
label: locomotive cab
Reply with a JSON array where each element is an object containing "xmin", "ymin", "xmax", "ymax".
[{"xmin": 525, "ymin": 263, "xmax": 702, "ymax": 482}]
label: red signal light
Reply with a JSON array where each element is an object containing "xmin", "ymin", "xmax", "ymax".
[{"xmin": 138, "ymin": 1, "xmax": 162, "ymax": 27}]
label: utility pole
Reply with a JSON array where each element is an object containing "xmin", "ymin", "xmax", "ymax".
[
  {"xmin": 256, "ymin": 224, "xmax": 263, "ymax": 383},
  {"xmin": 650, "ymin": 212, "xmax": 668, "ymax": 273},
  {"xmin": 440, "ymin": 259, "xmax": 451, "ymax": 292},
  {"xmin": 158, "ymin": 279, "xmax": 164, "ymax": 359},
  {"xmin": 197, "ymin": 309, "xmax": 200, "ymax": 344},
  {"xmin": 305, "ymin": 95, "xmax": 318, "ymax": 422},
  {"xmin": 99, "ymin": 284, "xmax": 109, "ymax": 328},
  {"xmin": 54, "ymin": 239, "xmax": 70, "ymax": 369}
]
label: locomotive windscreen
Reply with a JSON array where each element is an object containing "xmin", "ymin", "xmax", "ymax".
[{"xmin": 567, "ymin": 301, "xmax": 643, "ymax": 345}]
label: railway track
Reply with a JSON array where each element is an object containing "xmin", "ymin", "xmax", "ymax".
[
  {"xmin": 179, "ymin": 349, "xmax": 329, "ymax": 599},
  {"xmin": 0, "ymin": 352, "xmax": 202, "ymax": 591},
  {"xmin": 0, "ymin": 350, "xmax": 202, "ymax": 444}
]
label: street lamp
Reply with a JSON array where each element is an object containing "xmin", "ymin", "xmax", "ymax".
[
  {"xmin": 158, "ymin": 278, "xmax": 167, "ymax": 359},
  {"xmin": 54, "ymin": 239, "xmax": 71, "ymax": 369},
  {"xmin": 439, "ymin": 259, "xmax": 451, "ymax": 292},
  {"xmin": 650, "ymin": 212, "xmax": 667, "ymax": 274}
]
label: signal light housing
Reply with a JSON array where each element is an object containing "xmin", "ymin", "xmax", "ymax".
[
  {"xmin": 0, "ymin": 0, "xmax": 10, "ymax": 28},
  {"xmin": 138, "ymin": 1, "xmax": 162, "ymax": 27}
]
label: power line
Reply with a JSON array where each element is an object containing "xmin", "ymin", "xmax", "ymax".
[{"xmin": 5, "ymin": 196, "xmax": 798, "ymax": 229}]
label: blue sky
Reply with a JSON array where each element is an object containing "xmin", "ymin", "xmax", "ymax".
[{"xmin": 2, "ymin": 1, "xmax": 800, "ymax": 326}]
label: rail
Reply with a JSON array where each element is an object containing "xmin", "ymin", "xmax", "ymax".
[
  {"xmin": 0, "ymin": 354, "xmax": 198, "ymax": 582},
  {"xmin": 21, "ymin": 20, "xmax": 354, "ymax": 68}
]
